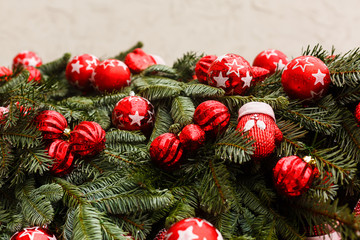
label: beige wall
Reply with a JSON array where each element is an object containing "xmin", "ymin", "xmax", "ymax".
[{"xmin": 0, "ymin": 0, "xmax": 359, "ymax": 67}]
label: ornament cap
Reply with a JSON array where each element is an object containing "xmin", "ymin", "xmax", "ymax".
[
  {"xmin": 303, "ymin": 156, "xmax": 316, "ymax": 165},
  {"xmin": 238, "ymin": 102, "xmax": 275, "ymax": 122}
]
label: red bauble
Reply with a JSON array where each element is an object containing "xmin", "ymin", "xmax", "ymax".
[
  {"xmin": 35, "ymin": 110, "xmax": 68, "ymax": 140},
  {"xmin": 354, "ymin": 198, "xmax": 360, "ymax": 216},
  {"xmin": 12, "ymin": 51, "xmax": 42, "ymax": 68},
  {"xmin": 281, "ymin": 56, "xmax": 331, "ymax": 101},
  {"xmin": 153, "ymin": 228, "xmax": 167, "ymax": 240},
  {"xmin": 65, "ymin": 54, "xmax": 100, "ymax": 90},
  {"xmin": 149, "ymin": 54, "xmax": 166, "ymax": 65},
  {"xmin": 253, "ymin": 49, "xmax": 288, "ymax": 75},
  {"xmin": 90, "ymin": 59, "xmax": 131, "ymax": 93},
  {"xmin": 0, "ymin": 66, "xmax": 12, "ymax": 81},
  {"xmin": 26, "ymin": 67, "xmax": 42, "ymax": 83},
  {"xmin": 0, "ymin": 107, "xmax": 9, "ymax": 124},
  {"xmin": 124, "ymin": 48, "xmax": 157, "ymax": 74},
  {"xmin": 10, "ymin": 226, "xmax": 57, "ymax": 240},
  {"xmin": 47, "ymin": 139, "xmax": 74, "ymax": 176},
  {"xmin": 355, "ymin": 102, "xmax": 360, "ymax": 124},
  {"xmin": 179, "ymin": 124, "xmax": 206, "ymax": 151},
  {"xmin": 149, "ymin": 133, "xmax": 184, "ymax": 170},
  {"xmin": 112, "ymin": 94, "xmax": 155, "ymax": 133},
  {"xmin": 273, "ymin": 156, "xmax": 317, "ymax": 197},
  {"xmin": 195, "ymin": 55, "xmax": 217, "ymax": 84},
  {"xmin": 70, "ymin": 121, "xmax": 106, "ymax": 156},
  {"xmin": 193, "ymin": 100, "xmax": 230, "ymax": 135},
  {"xmin": 305, "ymin": 224, "xmax": 342, "ymax": 240},
  {"xmin": 165, "ymin": 218, "xmax": 223, "ymax": 240}
]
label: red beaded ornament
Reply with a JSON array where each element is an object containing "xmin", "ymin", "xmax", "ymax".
[
  {"xmin": 10, "ymin": 226, "xmax": 57, "ymax": 240},
  {"xmin": 153, "ymin": 228, "xmax": 167, "ymax": 240},
  {"xmin": 12, "ymin": 51, "xmax": 42, "ymax": 68},
  {"xmin": 35, "ymin": 110, "xmax": 68, "ymax": 140},
  {"xmin": 0, "ymin": 107, "xmax": 9, "ymax": 124},
  {"xmin": 124, "ymin": 48, "xmax": 157, "ymax": 74},
  {"xmin": 355, "ymin": 102, "xmax": 360, "ymax": 124},
  {"xmin": 195, "ymin": 55, "xmax": 217, "ymax": 83},
  {"xmin": 179, "ymin": 124, "xmax": 206, "ymax": 151},
  {"xmin": 253, "ymin": 49, "xmax": 288, "ymax": 75},
  {"xmin": 47, "ymin": 139, "xmax": 74, "ymax": 176},
  {"xmin": 0, "ymin": 66, "xmax": 12, "ymax": 81},
  {"xmin": 26, "ymin": 66, "xmax": 42, "ymax": 83}
]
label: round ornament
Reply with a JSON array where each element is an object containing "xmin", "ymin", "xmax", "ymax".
[
  {"xmin": 0, "ymin": 106, "xmax": 9, "ymax": 124},
  {"xmin": 35, "ymin": 110, "xmax": 68, "ymax": 141},
  {"xmin": 26, "ymin": 67, "xmax": 42, "ymax": 83},
  {"xmin": 149, "ymin": 54, "xmax": 166, "ymax": 65},
  {"xmin": 178, "ymin": 124, "xmax": 206, "ymax": 151},
  {"xmin": 281, "ymin": 56, "xmax": 331, "ymax": 101},
  {"xmin": 253, "ymin": 49, "xmax": 288, "ymax": 75},
  {"xmin": 47, "ymin": 139, "xmax": 74, "ymax": 176},
  {"xmin": 0, "ymin": 66, "xmax": 12, "ymax": 81},
  {"xmin": 12, "ymin": 51, "xmax": 42, "ymax": 68},
  {"xmin": 70, "ymin": 121, "xmax": 106, "ymax": 156},
  {"xmin": 90, "ymin": 59, "xmax": 131, "ymax": 93},
  {"xmin": 273, "ymin": 156, "xmax": 318, "ymax": 197},
  {"xmin": 65, "ymin": 54, "xmax": 100, "ymax": 90},
  {"xmin": 195, "ymin": 55, "xmax": 217, "ymax": 83},
  {"xmin": 305, "ymin": 224, "xmax": 341, "ymax": 240},
  {"xmin": 153, "ymin": 228, "xmax": 167, "ymax": 240},
  {"xmin": 149, "ymin": 133, "xmax": 184, "ymax": 170},
  {"xmin": 124, "ymin": 48, "xmax": 157, "ymax": 73},
  {"xmin": 10, "ymin": 226, "xmax": 56, "ymax": 240},
  {"xmin": 354, "ymin": 198, "xmax": 360, "ymax": 216},
  {"xmin": 193, "ymin": 100, "xmax": 230, "ymax": 135},
  {"xmin": 164, "ymin": 218, "xmax": 223, "ymax": 240},
  {"xmin": 355, "ymin": 102, "xmax": 360, "ymax": 124}
]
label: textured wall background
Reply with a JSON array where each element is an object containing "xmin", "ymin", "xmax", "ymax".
[{"xmin": 0, "ymin": 0, "xmax": 359, "ymax": 67}]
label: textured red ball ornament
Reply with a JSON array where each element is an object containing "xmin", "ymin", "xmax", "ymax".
[
  {"xmin": 70, "ymin": 121, "xmax": 106, "ymax": 156},
  {"xmin": 35, "ymin": 110, "xmax": 68, "ymax": 140},
  {"xmin": 253, "ymin": 49, "xmax": 288, "ymax": 75},
  {"xmin": 237, "ymin": 102, "xmax": 283, "ymax": 159},
  {"xmin": 273, "ymin": 156, "xmax": 318, "ymax": 197},
  {"xmin": 124, "ymin": 48, "xmax": 157, "ymax": 74},
  {"xmin": 195, "ymin": 55, "xmax": 217, "ymax": 84},
  {"xmin": 150, "ymin": 133, "xmax": 184, "ymax": 170},
  {"xmin": 90, "ymin": 59, "xmax": 131, "ymax": 93},
  {"xmin": 179, "ymin": 124, "xmax": 206, "ymax": 151},
  {"xmin": 193, "ymin": 100, "xmax": 230, "ymax": 135},
  {"xmin": 305, "ymin": 224, "xmax": 341, "ymax": 240},
  {"xmin": 26, "ymin": 67, "xmax": 42, "ymax": 83},
  {"xmin": 12, "ymin": 51, "xmax": 42, "ymax": 68},
  {"xmin": 10, "ymin": 226, "xmax": 57, "ymax": 240},
  {"xmin": 355, "ymin": 102, "xmax": 360, "ymax": 124},
  {"xmin": 47, "ymin": 139, "xmax": 74, "ymax": 176},
  {"xmin": 0, "ymin": 66, "xmax": 12, "ymax": 81},
  {"xmin": 164, "ymin": 218, "xmax": 223, "ymax": 240},
  {"xmin": 112, "ymin": 93, "xmax": 155, "ymax": 133},
  {"xmin": 281, "ymin": 56, "xmax": 331, "ymax": 101},
  {"xmin": 153, "ymin": 228, "xmax": 167, "ymax": 240},
  {"xmin": 65, "ymin": 54, "xmax": 100, "ymax": 90}
]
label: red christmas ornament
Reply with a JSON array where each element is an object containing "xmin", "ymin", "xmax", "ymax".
[
  {"xmin": 0, "ymin": 106, "xmax": 9, "ymax": 124},
  {"xmin": 70, "ymin": 121, "xmax": 106, "ymax": 156},
  {"xmin": 165, "ymin": 218, "xmax": 223, "ymax": 240},
  {"xmin": 153, "ymin": 228, "xmax": 167, "ymax": 240},
  {"xmin": 150, "ymin": 133, "xmax": 184, "ymax": 170},
  {"xmin": 35, "ymin": 110, "xmax": 68, "ymax": 140},
  {"xmin": 251, "ymin": 66, "xmax": 270, "ymax": 83},
  {"xmin": 65, "ymin": 54, "xmax": 100, "ymax": 90},
  {"xmin": 12, "ymin": 51, "xmax": 42, "ymax": 68},
  {"xmin": 354, "ymin": 198, "xmax": 360, "ymax": 216},
  {"xmin": 193, "ymin": 100, "xmax": 230, "ymax": 135},
  {"xmin": 305, "ymin": 224, "xmax": 341, "ymax": 240},
  {"xmin": 281, "ymin": 56, "xmax": 331, "ymax": 101},
  {"xmin": 10, "ymin": 226, "xmax": 57, "ymax": 240},
  {"xmin": 124, "ymin": 48, "xmax": 157, "ymax": 74},
  {"xmin": 273, "ymin": 155, "xmax": 318, "ymax": 197},
  {"xmin": 0, "ymin": 66, "xmax": 12, "ymax": 81},
  {"xmin": 253, "ymin": 49, "xmax": 288, "ymax": 75},
  {"xmin": 149, "ymin": 54, "xmax": 166, "ymax": 65},
  {"xmin": 237, "ymin": 102, "xmax": 283, "ymax": 159},
  {"xmin": 179, "ymin": 124, "xmax": 206, "ymax": 151},
  {"xmin": 112, "ymin": 93, "xmax": 155, "ymax": 133},
  {"xmin": 355, "ymin": 102, "xmax": 360, "ymax": 124},
  {"xmin": 26, "ymin": 67, "xmax": 42, "ymax": 83},
  {"xmin": 195, "ymin": 55, "xmax": 217, "ymax": 84},
  {"xmin": 90, "ymin": 59, "xmax": 131, "ymax": 93},
  {"xmin": 47, "ymin": 139, "xmax": 74, "ymax": 176}
]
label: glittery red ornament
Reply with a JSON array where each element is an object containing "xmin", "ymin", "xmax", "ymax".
[
  {"xmin": 273, "ymin": 156, "xmax": 318, "ymax": 197},
  {"xmin": 26, "ymin": 67, "xmax": 42, "ymax": 83},
  {"xmin": 47, "ymin": 139, "xmax": 74, "ymax": 176},
  {"xmin": 354, "ymin": 198, "xmax": 360, "ymax": 216},
  {"xmin": 165, "ymin": 218, "xmax": 223, "ymax": 240},
  {"xmin": 12, "ymin": 51, "xmax": 42, "ymax": 68},
  {"xmin": 195, "ymin": 55, "xmax": 217, "ymax": 83},
  {"xmin": 70, "ymin": 121, "xmax": 106, "ymax": 156},
  {"xmin": 35, "ymin": 110, "xmax": 68, "ymax": 140},
  {"xmin": 305, "ymin": 224, "xmax": 341, "ymax": 240},
  {"xmin": 281, "ymin": 56, "xmax": 331, "ymax": 101},
  {"xmin": 0, "ymin": 66, "xmax": 12, "ymax": 81},
  {"xmin": 193, "ymin": 100, "xmax": 230, "ymax": 135},
  {"xmin": 10, "ymin": 226, "xmax": 57, "ymax": 240},
  {"xmin": 179, "ymin": 124, "xmax": 206, "ymax": 151},
  {"xmin": 355, "ymin": 102, "xmax": 360, "ymax": 124},
  {"xmin": 253, "ymin": 49, "xmax": 288, "ymax": 75},
  {"xmin": 153, "ymin": 228, "xmax": 167, "ymax": 240},
  {"xmin": 90, "ymin": 59, "xmax": 131, "ymax": 93},
  {"xmin": 150, "ymin": 133, "xmax": 184, "ymax": 170},
  {"xmin": 251, "ymin": 66, "xmax": 270, "ymax": 83},
  {"xmin": 112, "ymin": 93, "xmax": 155, "ymax": 133},
  {"xmin": 65, "ymin": 54, "xmax": 100, "ymax": 90},
  {"xmin": 237, "ymin": 102, "xmax": 283, "ymax": 159},
  {"xmin": 124, "ymin": 48, "xmax": 157, "ymax": 74}
]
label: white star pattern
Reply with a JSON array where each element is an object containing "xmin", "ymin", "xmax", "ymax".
[
  {"xmin": 177, "ymin": 226, "xmax": 199, "ymax": 240},
  {"xmin": 225, "ymin": 59, "xmax": 244, "ymax": 77},
  {"xmin": 292, "ymin": 57, "xmax": 314, "ymax": 72},
  {"xmin": 100, "ymin": 60, "xmax": 116, "ymax": 69},
  {"xmin": 129, "ymin": 111, "xmax": 144, "ymax": 126},
  {"xmin": 85, "ymin": 55, "xmax": 98, "ymax": 71},
  {"xmin": 89, "ymin": 71, "xmax": 96, "ymax": 84},
  {"xmin": 26, "ymin": 57, "xmax": 40, "ymax": 67},
  {"xmin": 274, "ymin": 59, "xmax": 286, "ymax": 71},
  {"xmin": 18, "ymin": 227, "xmax": 55, "ymax": 240},
  {"xmin": 261, "ymin": 49, "xmax": 278, "ymax": 59},
  {"xmin": 215, "ymin": 54, "xmax": 228, "ymax": 63},
  {"xmin": 164, "ymin": 232, "xmax": 173, "ymax": 240},
  {"xmin": 117, "ymin": 60, "xmax": 128, "ymax": 71},
  {"xmin": 71, "ymin": 60, "xmax": 84, "ymax": 74},
  {"xmin": 184, "ymin": 218, "xmax": 207, "ymax": 227},
  {"xmin": 147, "ymin": 110, "xmax": 154, "ymax": 124},
  {"xmin": 114, "ymin": 113, "xmax": 125, "ymax": 128},
  {"xmin": 213, "ymin": 72, "xmax": 229, "ymax": 88},
  {"xmin": 310, "ymin": 89, "xmax": 324, "ymax": 99},
  {"xmin": 48, "ymin": 235, "xmax": 57, "ymax": 240},
  {"xmin": 241, "ymin": 71, "xmax": 253, "ymax": 88},
  {"xmin": 216, "ymin": 229, "xmax": 224, "ymax": 240},
  {"xmin": 312, "ymin": 69, "xmax": 326, "ymax": 85}
]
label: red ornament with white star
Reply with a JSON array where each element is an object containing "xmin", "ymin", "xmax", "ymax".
[
  {"xmin": 90, "ymin": 59, "xmax": 131, "ymax": 93},
  {"xmin": 65, "ymin": 54, "xmax": 100, "ymax": 90},
  {"xmin": 253, "ymin": 49, "xmax": 288, "ymax": 75},
  {"xmin": 12, "ymin": 51, "xmax": 42, "ymax": 68},
  {"xmin": 281, "ymin": 56, "xmax": 331, "ymax": 101},
  {"xmin": 10, "ymin": 226, "xmax": 57, "ymax": 240},
  {"xmin": 26, "ymin": 66, "xmax": 42, "ymax": 83},
  {"xmin": 195, "ymin": 55, "xmax": 217, "ymax": 83},
  {"xmin": 0, "ymin": 66, "xmax": 12, "ymax": 81},
  {"xmin": 165, "ymin": 218, "xmax": 223, "ymax": 240}
]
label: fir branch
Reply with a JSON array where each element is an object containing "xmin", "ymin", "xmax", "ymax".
[
  {"xmin": 217, "ymin": 211, "xmax": 244, "ymax": 239},
  {"xmin": 55, "ymin": 177, "xmax": 87, "ymax": 208},
  {"xmin": 0, "ymin": 141, "xmax": 14, "ymax": 178},
  {"xmin": 114, "ymin": 214, "xmax": 153, "ymax": 240},
  {"xmin": 170, "ymin": 96, "xmax": 195, "ymax": 127},
  {"xmin": 38, "ymin": 53, "xmax": 71, "ymax": 77},
  {"xmin": 32, "ymin": 183, "xmax": 64, "ymax": 202},
  {"xmin": 142, "ymin": 64, "xmax": 178, "ymax": 79},
  {"xmin": 147, "ymin": 105, "xmax": 173, "ymax": 146},
  {"xmin": 72, "ymin": 203, "xmax": 102, "ymax": 240},
  {"xmin": 99, "ymin": 216, "xmax": 129, "ymax": 240},
  {"xmin": 106, "ymin": 129, "xmax": 146, "ymax": 144},
  {"xmin": 88, "ymin": 109, "xmax": 111, "ymax": 130},
  {"xmin": 103, "ymin": 150, "xmax": 138, "ymax": 166},
  {"xmin": 301, "ymin": 44, "xmax": 331, "ymax": 62},
  {"xmin": 172, "ymin": 51, "xmax": 203, "ymax": 82},
  {"xmin": 92, "ymin": 91, "xmax": 130, "ymax": 112},
  {"xmin": 250, "ymin": 71, "xmax": 283, "ymax": 98},
  {"xmin": 63, "ymin": 208, "xmax": 76, "ymax": 240},
  {"xmin": 308, "ymin": 177, "xmax": 338, "ymax": 202},
  {"xmin": 114, "ymin": 41, "xmax": 144, "ymax": 61},
  {"xmin": 334, "ymin": 85, "xmax": 360, "ymax": 105},
  {"xmin": 137, "ymin": 84, "xmax": 183, "ymax": 101},
  {"xmin": 276, "ymin": 120, "xmax": 307, "ymax": 156},
  {"xmin": 21, "ymin": 147, "xmax": 52, "ymax": 175},
  {"xmin": 183, "ymin": 83, "xmax": 225, "ymax": 98}
]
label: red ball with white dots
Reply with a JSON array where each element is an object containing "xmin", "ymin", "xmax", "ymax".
[
  {"xmin": 90, "ymin": 59, "xmax": 131, "ymax": 93},
  {"xmin": 165, "ymin": 218, "xmax": 223, "ymax": 240},
  {"xmin": 12, "ymin": 51, "xmax": 42, "ymax": 68},
  {"xmin": 26, "ymin": 67, "xmax": 42, "ymax": 83},
  {"xmin": 112, "ymin": 93, "xmax": 155, "ymax": 133},
  {"xmin": 253, "ymin": 49, "xmax": 288, "ymax": 75},
  {"xmin": 281, "ymin": 56, "xmax": 331, "ymax": 101},
  {"xmin": 208, "ymin": 53, "xmax": 253, "ymax": 95},
  {"xmin": 65, "ymin": 54, "xmax": 100, "ymax": 90},
  {"xmin": 0, "ymin": 66, "xmax": 12, "ymax": 81},
  {"xmin": 10, "ymin": 226, "xmax": 57, "ymax": 240}
]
